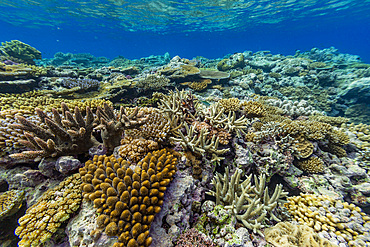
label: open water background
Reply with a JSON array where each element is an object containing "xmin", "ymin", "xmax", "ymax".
[{"xmin": 0, "ymin": 0, "xmax": 369, "ymax": 61}]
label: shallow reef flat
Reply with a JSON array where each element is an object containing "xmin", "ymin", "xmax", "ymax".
[{"xmin": 0, "ymin": 41, "xmax": 370, "ymax": 247}]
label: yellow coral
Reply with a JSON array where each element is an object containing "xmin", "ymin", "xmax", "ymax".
[
  {"xmin": 284, "ymin": 194, "xmax": 370, "ymax": 246},
  {"xmin": 0, "ymin": 190, "xmax": 24, "ymax": 220},
  {"xmin": 15, "ymin": 174, "xmax": 82, "ymax": 247},
  {"xmin": 241, "ymin": 100, "xmax": 266, "ymax": 118},
  {"xmin": 265, "ymin": 221, "xmax": 335, "ymax": 247},
  {"xmin": 219, "ymin": 98, "xmax": 241, "ymax": 112},
  {"xmin": 79, "ymin": 149, "xmax": 177, "ymax": 247}
]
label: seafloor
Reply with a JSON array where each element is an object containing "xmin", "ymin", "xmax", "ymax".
[{"xmin": 0, "ymin": 40, "xmax": 369, "ymax": 247}]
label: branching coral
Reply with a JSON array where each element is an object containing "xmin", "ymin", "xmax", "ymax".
[
  {"xmin": 170, "ymin": 122, "xmax": 229, "ymax": 162},
  {"xmin": 15, "ymin": 173, "xmax": 82, "ymax": 247},
  {"xmin": 95, "ymin": 103, "xmax": 149, "ymax": 152},
  {"xmin": 207, "ymin": 167, "xmax": 288, "ymax": 236},
  {"xmin": 9, "ymin": 103, "xmax": 97, "ymax": 161},
  {"xmin": 79, "ymin": 149, "xmax": 177, "ymax": 247}
]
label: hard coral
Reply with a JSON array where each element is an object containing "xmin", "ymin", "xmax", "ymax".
[
  {"xmin": 79, "ymin": 148, "xmax": 177, "ymax": 247},
  {"xmin": 15, "ymin": 173, "xmax": 82, "ymax": 247},
  {"xmin": 118, "ymin": 136, "xmax": 159, "ymax": 163},
  {"xmin": 265, "ymin": 221, "xmax": 335, "ymax": 247},
  {"xmin": 9, "ymin": 103, "xmax": 97, "ymax": 161},
  {"xmin": 284, "ymin": 194, "xmax": 370, "ymax": 246},
  {"xmin": 296, "ymin": 156, "xmax": 324, "ymax": 173},
  {"xmin": 0, "ymin": 190, "xmax": 25, "ymax": 220},
  {"xmin": 0, "ymin": 40, "xmax": 41, "ymax": 65}
]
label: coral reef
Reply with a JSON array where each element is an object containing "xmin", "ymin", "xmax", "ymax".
[{"xmin": 0, "ymin": 190, "xmax": 25, "ymax": 220}]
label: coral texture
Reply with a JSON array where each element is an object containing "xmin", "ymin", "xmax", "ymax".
[
  {"xmin": 15, "ymin": 173, "xmax": 82, "ymax": 247},
  {"xmin": 79, "ymin": 148, "xmax": 177, "ymax": 247}
]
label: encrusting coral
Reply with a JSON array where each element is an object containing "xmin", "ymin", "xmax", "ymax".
[
  {"xmin": 79, "ymin": 148, "xmax": 177, "ymax": 247},
  {"xmin": 207, "ymin": 167, "xmax": 288, "ymax": 236},
  {"xmin": 265, "ymin": 221, "xmax": 335, "ymax": 247},
  {"xmin": 284, "ymin": 193, "xmax": 370, "ymax": 246},
  {"xmin": 0, "ymin": 190, "xmax": 25, "ymax": 221},
  {"xmin": 15, "ymin": 173, "xmax": 82, "ymax": 247}
]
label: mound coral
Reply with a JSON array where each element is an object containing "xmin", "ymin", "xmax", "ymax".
[
  {"xmin": 0, "ymin": 40, "xmax": 41, "ymax": 65},
  {"xmin": 15, "ymin": 173, "xmax": 82, "ymax": 247},
  {"xmin": 79, "ymin": 149, "xmax": 177, "ymax": 247}
]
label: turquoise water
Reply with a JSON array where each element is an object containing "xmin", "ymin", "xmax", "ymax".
[{"xmin": 0, "ymin": 0, "xmax": 369, "ymax": 60}]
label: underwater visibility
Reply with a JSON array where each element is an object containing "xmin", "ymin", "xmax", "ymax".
[{"xmin": 0, "ymin": 0, "xmax": 370, "ymax": 247}]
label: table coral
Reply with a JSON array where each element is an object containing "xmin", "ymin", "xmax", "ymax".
[
  {"xmin": 79, "ymin": 148, "xmax": 177, "ymax": 247},
  {"xmin": 15, "ymin": 173, "xmax": 82, "ymax": 247}
]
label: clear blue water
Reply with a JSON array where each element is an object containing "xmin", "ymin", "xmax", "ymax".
[{"xmin": 0, "ymin": 0, "xmax": 370, "ymax": 61}]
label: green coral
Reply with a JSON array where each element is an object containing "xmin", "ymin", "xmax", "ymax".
[{"xmin": 0, "ymin": 40, "xmax": 42, "ymax": 65}]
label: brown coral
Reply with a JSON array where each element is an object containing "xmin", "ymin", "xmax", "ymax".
[
  {"xmin": 0, "ymin": 190, "xmax": 25, "ymax": 220},
  {"xmin": 296, "ymin": 156, "xmax": 324, "ymax": 173},
  {"xmin": 219, "ymin": 98, "xmax": 241, "ymax": 112},
  {"xmin": 241, "ymin": 100, "xmax": 266, "ymax": 118},
  {"xmin": 79, "ymin": 149, "xmax": 177, "ymax": 247},
  {"xmin": 9, "ymin": 103, "xmax": 97, "ymax": 161}
]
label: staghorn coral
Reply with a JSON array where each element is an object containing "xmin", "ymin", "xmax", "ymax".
[
  {"xmin": 207, "ymin": 167, "xmax": 288, "ymax": 236},
  {"xmin": 265, "ymin": 221, "xmax": 335, "ymax": 247},
  {"xmin": 118, "ymin": 136, "xmax": 159, "ymax": 163},
  {"xmin": 9, "ymin": 102, "xmax": 97, "ymax": 161},
  {"xmin": 79, "ymin": 149, "xmax": 177, "ymax": 247},
  {"xmin": 0, "ymin": 40, "xmax": 41, "ymax": 65},
  {"xmin": 170, "ymin": 122, "xmax": 229, "ymax": 163},
  {"xmin": 284, "ymin": 194, "xmax": 370, "ymax": 246},
  {"xmin": 0, "ymin": 190, "xmax": 25, "ymax": 221},
  {"xmin": 295, "ymin": 156, "xmax": 324, "ymax": 173},
  {"xmin": 15, "ymin": 173, "xmax": 82, "ymax": 247}
]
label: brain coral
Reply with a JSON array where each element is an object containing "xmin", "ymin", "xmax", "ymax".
[
  {"xmin": 79, "ymin": 148, "xmax": 177, "ymax": 247},
  {"xmin": 15, "ymin": 173, "xmax": 82, "ymax": 247}
]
